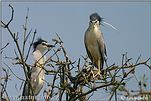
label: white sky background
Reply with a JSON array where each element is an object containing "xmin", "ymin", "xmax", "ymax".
[{"xmin": 2, "ymin": 1, "xmax": 150, "ymax": 100}]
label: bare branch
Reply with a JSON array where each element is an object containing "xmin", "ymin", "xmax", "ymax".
[{"xmin": 1, "ymin": 42, "xmax": 9, "ymax": 53}]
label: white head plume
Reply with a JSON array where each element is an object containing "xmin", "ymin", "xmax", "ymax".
[{"xmin": 102, "ymin": 21, "xmax": 118, "ymax": 31}]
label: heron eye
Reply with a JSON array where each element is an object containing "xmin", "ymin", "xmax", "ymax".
[
  {"xmin": 90, "ymin": 20, "xmax": 98, "ymax": 24},
  {"xmin": 42, "ymin": 43, "xmax": 46, "ymax": 46}
]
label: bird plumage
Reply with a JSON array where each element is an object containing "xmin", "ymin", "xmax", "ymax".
[
  {"xmin": 84, "ymin": 13, "xmax": 107, "ymax": 71},
  {"xmin": 22, "ymin": 38, "xmax": 53, "ymax": 100}
]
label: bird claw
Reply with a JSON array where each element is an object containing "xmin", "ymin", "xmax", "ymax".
[{"xmin": 93, "ymin": 71, "xmax": 101, "ymax": 79}]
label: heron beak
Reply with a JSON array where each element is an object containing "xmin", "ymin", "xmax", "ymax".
[{"xmin": 46, "ymin": 44, "xmax": 55, "ymax": 48}]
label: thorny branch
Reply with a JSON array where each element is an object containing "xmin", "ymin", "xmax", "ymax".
[{"xmin": 1, "ymin": 4, "xmax": 151, "ymax": 101}]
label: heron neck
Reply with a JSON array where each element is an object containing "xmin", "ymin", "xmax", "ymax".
[
  {"xmin": 89, "ymin": 24, "xmax": 100, "ymax": 30},
  {"xmin": 33, "ymin": 50, "xmax": 46, "ymax": 65}
]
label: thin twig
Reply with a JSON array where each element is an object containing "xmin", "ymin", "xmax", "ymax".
[
  {"xmin": 4, "ymin": 62, "xmax": 25, "ymax": 81},
  {"xmin": 25, "ymin": 29, "xmax": 36, "ymax": 62}
]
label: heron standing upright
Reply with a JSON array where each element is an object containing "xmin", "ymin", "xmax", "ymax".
[
  {"xmin": 22, "ymin": 38, "xmax": 53, "ymax": 100},
  {"xmin": 84, "ymin": 13, "xmax": 107, "ymax": 76}
]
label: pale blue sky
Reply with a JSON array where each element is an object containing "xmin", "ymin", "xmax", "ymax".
[{"xmin": 2, "ymin": 1, "xmax": 150, "ymax": 100}]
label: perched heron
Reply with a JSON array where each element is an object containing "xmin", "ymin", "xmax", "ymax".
[
  {"xmin": 84, "ymin": 13, "xmax": 107, "ymax": 76},
  {"xmin": 22, "ymin": 38, "xmax": 53, "ymax": 100}
]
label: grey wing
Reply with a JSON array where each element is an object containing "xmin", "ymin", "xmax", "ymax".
[
  {"xmin": 84, "ymin": 35, "xmax": 93, "ymax": 63},
  {"xmin": 30, "ymin": 70, "xmax": 37, "ymax": 87},
  {"xmin": 97, "ymin": 35, "xmax": 107, "ymax": 69},
  {"xmin": 30, "ymin": 68, "xmax": 38, "ymax": 88}
]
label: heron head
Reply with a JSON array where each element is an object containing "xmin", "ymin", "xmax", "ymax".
[
  {"xmin": 89, "ymin": 13, "xmax": 103, "ymax": 26},
  {"xmin": 33, "ymin": 38, "xmax": 54, "ymax": 52}
]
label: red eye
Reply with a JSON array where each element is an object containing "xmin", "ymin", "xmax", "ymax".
[{"xmin": 42, "ymin": 43, "xmax": 46, "ymax": 46}]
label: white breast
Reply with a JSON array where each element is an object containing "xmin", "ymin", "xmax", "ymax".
[{"xmin": 30, "ymin": 67, "xmax": 45, "ymax": 95}]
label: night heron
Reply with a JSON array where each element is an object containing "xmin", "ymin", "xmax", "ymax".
[
  {"xmin": 22, "ymin": 38, "xmax": 53, "ymax": 100},
  {"xmin": 84, "ymin": 13, "xmax": 107, "ymax": 76}
]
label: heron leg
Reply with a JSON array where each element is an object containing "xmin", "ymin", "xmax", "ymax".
[
  {"xmin": 92, "ymin": 60, "xmax": 95, "ymax": 79},
  {"xmin": 94, "ymin": 59, "xmax": 101, "ymax": 78},
  {"xmin": 98, "ymin": 59, "xmax": 101, "ymax": 74}
]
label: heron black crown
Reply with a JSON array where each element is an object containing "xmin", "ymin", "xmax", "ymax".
[
  {"xmin": 33, "ymin": 38, "xmax": 47, "ymax": 50},
  {"xmin": 90, "ymin": 13, "xmax": 103, "ymax": 22}
]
